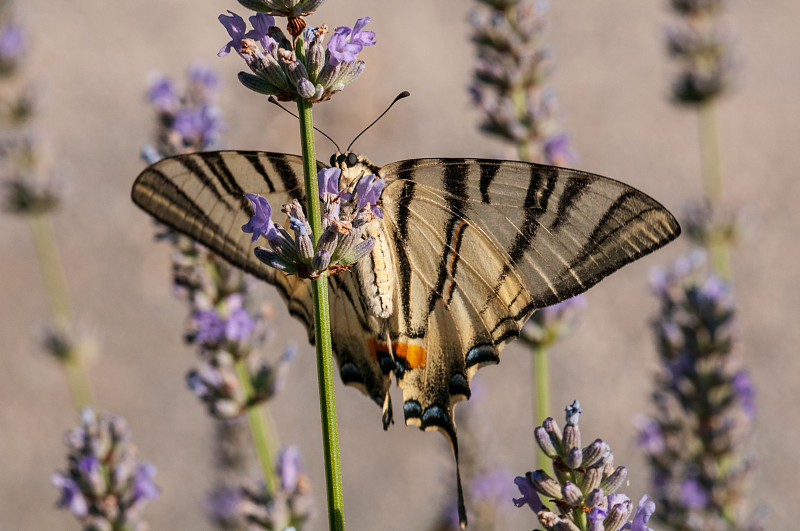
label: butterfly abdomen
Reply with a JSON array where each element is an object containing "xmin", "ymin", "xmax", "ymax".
[{"xmin": 355, "ymin": 222, "xmax": 394, "ymax": 321}]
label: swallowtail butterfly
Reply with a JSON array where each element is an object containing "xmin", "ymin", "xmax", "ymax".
[{"xmin": 132, "ymin": 150, "xmax": 680, "ymax": 526}]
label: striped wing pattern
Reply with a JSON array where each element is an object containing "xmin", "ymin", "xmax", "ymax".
[
  {"xmin": 131, "ymin": 151, "xmax": 393, "ymax": 410},
  {"xmin": 378, "ymin": 158, "xmax": 680, "ymax": 448},
  {"xmin": 133, "ymin": 151, "xmax": 680, "ymax": 528}
]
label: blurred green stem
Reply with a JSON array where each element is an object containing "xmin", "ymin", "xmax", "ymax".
[
  {"xmin": 698, "ymin": 101, "xmax": 730, "ymax": 279},
  {"xmin": 297, "ymin": 95, "xmax": 345, "ymax": 531},
  {"xmin": 235, "ymin": 358, "xmax": 277, "ymax": 493},
  {"xmin": 533, "ymin": 344, "xmax": 550, "ymax": 468},
  {"xmin": 29, "ymin": 212, "xmax": 95, "ymax": 409}
]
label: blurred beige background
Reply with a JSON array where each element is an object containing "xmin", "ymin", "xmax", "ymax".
[{"xmin": 1, "ymin": 0, "xmax": 797, "ymax": 529}]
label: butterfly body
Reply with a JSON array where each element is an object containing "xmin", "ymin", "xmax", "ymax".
[{"xmin": 132, "ymin": 150, "xmax": 680, "ymax": 527}]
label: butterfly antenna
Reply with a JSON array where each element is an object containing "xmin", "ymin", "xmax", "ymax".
[
  {"xmin": 346, "ymin": 91, "xmax": 410, "ymax": 152},
  {"xmin": 268, "ymin": 96, "xmax": 341, "ymax": 152}
]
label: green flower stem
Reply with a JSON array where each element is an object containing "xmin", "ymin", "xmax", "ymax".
[
  {"xmin": 698, "ymin": 100, "xmax": 730, "ymax": 279},
  {"xmin": 533, "ymin": 344, "xmax": 550, "ymax": 469},
  {"xmin": 235, "ymin": 358, "xmax": 277, "ymax": 493},
  {"xmin": 297, "ymin": 96, "xmax": 345, "ymax": 531},
  {"xmin": 30, "ymin": 212, "xmax": 95, "ymax": 409}
]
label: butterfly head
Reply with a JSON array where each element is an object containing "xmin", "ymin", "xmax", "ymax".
[{"xmin": 329, "ymin": 151, "xmax": 381, "ymax": 194}]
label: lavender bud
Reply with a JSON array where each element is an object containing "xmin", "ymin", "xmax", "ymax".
[
  {"xmin": 604, "ymin": 498, "xmax": 632, "ymax": 531},
  {"xmin": 581, "ymin": 439, "xmax": 607, "ymax": 468},
  {"xmin": 296, "ymin": 78, "xmax": 315, "ymax": 99},
  {"xmin": 584, "ymin": 488, "xmax": 604, "ymax": 508},
  {"xmin": 566, "ymin": 447, "xmax": 583, "ymax": 470},
  {"xmin": 238, "ymin": 72, "xmax": 279, "ymax": 95},
  {"xmin": 338, "ymin": 237, "xmax": 375, "ymax": 267},
  {"xmin": 311, "ymin": 249, "xmax": 331, "ymax": 271},
  {"xmin": 534, "ymin": 426, "xmax": 558, "ymax": 458},
  {"xmin": 600, "ymin": 466, "xmax": 627, "ymax": 494},
  {"xmin": 542, "ymin": 417, "xmax": 563, "ymax": 450},
  {"xmin": 563, "ymin": 424, "xmax": 580, "ymax": 453},
  {"xmin": 579, "ymin": 465, "xmax": 603, "ymax": 494},
  {"xmin": 528, "ymin": 470, "xmax": 562, "ymax": 499},
  {"xmin": 254, "ymin": 247, "xmax": 297, "ymax": 273},
  {"xmin": 561, "ymin": 482, "xmax": 583, "ymax": 507}
]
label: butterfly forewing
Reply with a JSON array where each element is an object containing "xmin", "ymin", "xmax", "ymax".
[
  {"xmin": 132, "ymin": 151, "xmax": 319, "ymax": 335},
  {"xmin": 378, "ymin": 158, "xmax": 680, "ymax": 441}
]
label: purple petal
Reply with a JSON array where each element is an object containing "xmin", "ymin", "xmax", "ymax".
[
  {"xmin": 51, "ymin": 474, "xmax": 88, "ymax": 517},
  {"xmin": 629, "ymin": 494, "xmax": 656, "ymax": 531},
  {"xmin": 246, "ymin": 13, "xmax": 277, "ymax": 51},
  {"xmin": 278, "ymin": 446, "xmax": 303, "ymax": 491},
  {"xmin": 355, "ymin": 174, "xmax": 385, "ymax": 217},
  {"xmin": 317, "ymin": 167, "xmax": 341, "ymax": 198},
  {"xmin": 218, "ymin": 11, "xmax": 247, "ymax": 57},
  {"xmin": 241, "ymin": 193, "xmax": 278, "ymax": 242},
  {"xmin": 132, "ymin": 463, "xmax": 159, "ymax": 503},
  {"xmin": 224, "ymin": 308, "xmax": 256, "ymax": 341}
]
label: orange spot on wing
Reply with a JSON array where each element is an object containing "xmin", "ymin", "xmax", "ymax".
[
  {"xmin": 393, "ymin": 342, "xmax": 426, "ymax": 369},
  {"xmin": 367, "ymin": 337, "xmax": 391, "ymax": 361}
]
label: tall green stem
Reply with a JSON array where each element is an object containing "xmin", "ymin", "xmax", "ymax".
[
  {"xmin": 296, "ymin": 96, "xmax": 345, "ymax": 531},
  {"xmin": 698, "ymin": 101, "xmax": 730, "ymax": 279},
  {"xmin": 30, "ymin": 212, "xmax": 95, "ymax": 409},
  {"xmin": 235, "ymin": 358, "xmax": 276, "ymax": 493},
  {"xmin": 533, "ymin": 345, "xmax": 550, "ymax": 469}
]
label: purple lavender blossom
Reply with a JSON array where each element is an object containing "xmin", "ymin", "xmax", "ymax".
[
  {"xmin": 327, "ymin": 17, "xmax": 375, "ymax": 65},
  {"xmin": 172, "ymin": 106, "xmax": 223, "ymax": 147},
  {"xmin": 242, "ymin": 193, "xmax": 279, "ymax": 242},
  {"xmin": 52, "ymin": 410, "xmax": 158, "ymax": 528},
  {"xmin": 0, "ymin": 23, "xmax": 24, "ymax": 63},
  {"xmin": 246, "ymin": 13, "xmax": 277, "ymax": 51},
  {"xmin": 278, "ymin": 446, "xmax": 303, "ymax": 491},
  {"xmin": 732, "ymin": 369, "xmax": 755, "ymax": 418},
  {"xmin": 680, "ymin": 477, "xmax": 709, "ymax": 509},
  {"xmin": 147, "ymin": 75, "xmax": 177, "ymax": 111},
  {"xmin": 318, "ymin": 167, "xmax": 341, "ymax": 198},
  {"xmin": 51, "ymin": 475, "xmax": 89, "ymax": 517},
  {"xmin": 218, "ymin": 11, "xmax": 248, "ymax": 57},
  {"xmin": 355, "ymin": 174, "xmax": 385, "ymax": 218},
  {"xmin": 625, "ymin": 495, "xmax": 656, "ymax": 531}
]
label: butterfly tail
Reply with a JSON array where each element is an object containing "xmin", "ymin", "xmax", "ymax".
[{"xmin": 455, "ymin": 437, "xmax": 468, "ymax": 529}]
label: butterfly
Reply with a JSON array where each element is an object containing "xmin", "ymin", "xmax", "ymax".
[{"xmin": 132, "ymin": 150, "xmax": 680, "ymax": 527}]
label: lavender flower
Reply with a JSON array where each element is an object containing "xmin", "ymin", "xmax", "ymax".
[
  {"xmin": 515, "ymin": 400, "xmax": 655, "ymax": 531},
  {"xmin": 0, "ymin": 21, "xmax": 24, "ymax": 73},
  {"xmin": 52, "ymin": 409, "xmax": 159, "ymax": 530},
  {"xmin": 142, "ymin": 64, "xmax": 223, "ymax": 161},
  {"xmin": 665, "ymin": 0, "xmax": 738, "ymax": 104},
  {"xmin": 641, "ymin": 253, "xmax": 757, "ymax": 529},
  {"xmin": 241, "ymin": 446, "xmax": 314, "ymax": 530},
  {"xmin": 245, "ymin": 167, "xmax": 383, "ymax": 279},
  {"xmin": 219, "ymin": 11, "xmax": 373, "ymax": 103},
  {"xmin": 470, "ymin": 0, "xmax": 574, "ymax": 165}
]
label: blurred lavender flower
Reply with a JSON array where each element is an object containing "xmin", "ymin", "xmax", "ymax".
[
  {"xmin": 52, "ymin": 409, "xmax": 159, "ymax": 530},
  {"xmin": 640, "ymin": 253, "xmax": 758, "ymax": 530},
  {"xmin": 0, "ymin": 21, "xmax": 24, "ymax": 73},
  {"xmin": 515, "ymin": 400, "xmax": 656, "ymax": 531},
  {"xmin": 219, "ymin": 11, "xmax": 373, "ymax": 103},
  {"xmin": 665, "ymin": 0, "xmax": 738, "ymax": 104},
  {"xmin": 520, "ymin": 294, "xmax": 587, "ymax": 350},
  {"xmin": 241, "ymin": 446, "xmax": 314, "ymax": 530},
  {"xmin": 682, "ymin": 199, "xmax": 756, "ymax": 250},
  {"xmin": 245, "ymin": 166, "xmax": 382, "ymax": 279},
  {"xmin": 142, "ymin": 63, "xmax": 223, "ymax": 161},
  {"xmin": 470, "ymin": 0, "xmax": 575, "ymax": 165}
]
